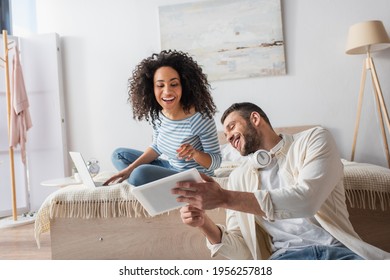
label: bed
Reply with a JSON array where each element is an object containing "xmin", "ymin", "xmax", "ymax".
[
  {"xmin": 34, "ymin": 125, "xmax": 390, "ymax": 259},
  {"xmin": 34, "ymin": 172, "xmax": 228, "ymax": 260}
]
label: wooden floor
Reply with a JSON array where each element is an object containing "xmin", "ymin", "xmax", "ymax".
[
  {"xmin": 0, "ymin": 222, "xmax": 51, "ymax": 260},
  {"xmin": 0, "ymin": 206, "xmax": 388, "ymax": 260},
  {"xmin": 347, "ymin": 206, "xmax": 390, "ymax": 253}
]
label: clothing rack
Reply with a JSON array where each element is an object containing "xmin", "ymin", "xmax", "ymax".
[{"xmin": 1, "ymin": 30, "xmax": 18, "ymax": 221}]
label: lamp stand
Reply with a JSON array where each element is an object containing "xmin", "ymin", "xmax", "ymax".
[{"xmin": 351, "ymin": 52, "xmax": 390, "ymax": 167}]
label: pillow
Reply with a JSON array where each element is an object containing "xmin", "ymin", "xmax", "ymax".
[
  {"xmin": 220, "ymin": 143, "xmax": 247, "ymax": 162},
  {"xmin": 214, "ymin": 144, "xmax": 247, "ymax": 178}
]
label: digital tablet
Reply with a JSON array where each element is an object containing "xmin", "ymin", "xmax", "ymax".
[{"xmin": 131, "ymin": 168, "xmax": 202, "ymax": 216}]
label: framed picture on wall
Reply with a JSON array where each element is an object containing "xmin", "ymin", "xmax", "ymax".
[{"xmin": 159, "ymin": 0, "xmax": 286, "ymax": 81}]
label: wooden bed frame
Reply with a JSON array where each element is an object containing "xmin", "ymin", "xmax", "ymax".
[{"xmin": 50, "ymin": 209, "xmax": 226, "ymax": 260}]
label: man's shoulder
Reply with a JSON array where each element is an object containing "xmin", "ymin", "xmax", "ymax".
[
  {"xmin": 294, "ymin": 125, "xmax": 325, "ymax": 135},
  {"xmin": 293, "ymin": 126, "xmax": 331, "ymax": 142},
  {"xmin": 290, "ymin": 126, "xmax": 339, "ymax": 157}
]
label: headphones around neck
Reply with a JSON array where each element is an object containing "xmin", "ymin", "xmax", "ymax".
[
  {"xmin": 251, "ymin": 136, "xmax": 284, "ymax": 169},
  {"xmin": 252, "ymin": 150, "xmax": 273, "ymax": 169}
]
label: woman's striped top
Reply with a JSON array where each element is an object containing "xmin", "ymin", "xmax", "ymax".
[{"xmin": 150, "ymin": 112, "xmax": 222, "ymax": 176}]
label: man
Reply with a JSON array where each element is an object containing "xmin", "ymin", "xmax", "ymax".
[{"xmin": 172, "ymin": 102, "xmax": 390, "ymax": 260}]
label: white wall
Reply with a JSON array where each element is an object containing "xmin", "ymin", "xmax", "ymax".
[{"xmin": 34, "ymin": 0, "xmax": 390, "ymax": 172}]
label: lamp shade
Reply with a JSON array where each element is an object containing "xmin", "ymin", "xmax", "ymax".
[{"xmin": 346, "ymin": 20, "xmax": 390, "ymax": 54}]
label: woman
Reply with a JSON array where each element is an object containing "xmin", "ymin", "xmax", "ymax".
[{"xmin": 104, "ymin": 50, "xmax": 221, "ymax": 186}]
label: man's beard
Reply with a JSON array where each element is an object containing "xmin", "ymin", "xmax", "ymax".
[{"xmin": 241, "ymin": 122, "xmax": 262, "ymax": 156}]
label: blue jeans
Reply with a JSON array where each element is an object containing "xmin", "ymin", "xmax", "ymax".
[
  {"xmin": 270, "ymin": 245, "xmax": 364, "ymax": 260},
  {"xmin": 111, "ymin": 147, "xmax": 178, "ymax": 186}
]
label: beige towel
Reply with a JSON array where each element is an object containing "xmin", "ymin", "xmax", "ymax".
[{"xmin": 10, "ymin": 46, "xmax": 32, "ymax": 164}]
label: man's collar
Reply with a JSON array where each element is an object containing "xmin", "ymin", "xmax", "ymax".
[{"xmin": 274, "ymin": 133, "xmax": 293, "ymax": 158}]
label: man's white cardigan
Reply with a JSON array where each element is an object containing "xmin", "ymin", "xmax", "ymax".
[{"xmin": 207, "ymin": 127, "xmax": 390, "ymax": 260}]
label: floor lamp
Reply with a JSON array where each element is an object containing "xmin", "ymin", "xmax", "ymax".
[{"xmin": 346, "ymin": 20, "xmax": 390, "ymax": 168}]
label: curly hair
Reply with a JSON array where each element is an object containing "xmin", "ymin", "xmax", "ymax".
[{"xmin": 128, "ymin": 50, "xmax": 217, "ymax": 126}]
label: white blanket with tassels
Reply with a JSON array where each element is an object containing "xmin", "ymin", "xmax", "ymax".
[
  {"xmin": 34, "ymin": 171, "xmax": 230, "ymax": 248},
  {"xmin": 34, "ymin": 172, "xmax": 144, "ymax": 248}
]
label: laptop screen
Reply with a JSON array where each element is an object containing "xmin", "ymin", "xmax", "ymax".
[{"xmin": 69, "ymin": 151, "xmax": 99, "ymax": 188}]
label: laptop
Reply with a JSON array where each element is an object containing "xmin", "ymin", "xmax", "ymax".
[
  {"xmin": 69, "ymin": 151, "xmax": 104, "ymax": 187},
  {"xmin": 131, "ymin": 168, "xmax": 202, "ymax": 216}
]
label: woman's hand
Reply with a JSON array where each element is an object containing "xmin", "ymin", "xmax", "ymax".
[
  {"xmin": 103, "ymin": 167, "xmax": 132, "ymax": 186},
  {"xmin": 176, "ymin": 143, "xmax": 198, "ymax": 161},
  {"xmin": 180, "ymin": 205, "xmax": 206, "ymax": 227},
  {"xmin": 177, "ymin": 143, "xmax": 213, "ymax": 169}
]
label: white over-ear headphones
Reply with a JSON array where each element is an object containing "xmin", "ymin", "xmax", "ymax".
[
  {"xmin": 251, "ymin": 136, "xmax": 284, "ymax": 169},
  {"xmin": 252, "ymin": 150, "xmax": 273, "ymax": 169}
]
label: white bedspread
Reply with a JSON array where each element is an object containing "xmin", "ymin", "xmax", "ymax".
[
  {"xmin": 34, "ymin": 171, "xmax": 230, "ymax": 248},
  {"xmin": 34, "ymin": 172, "xmax": 142, "ymax": 247}
]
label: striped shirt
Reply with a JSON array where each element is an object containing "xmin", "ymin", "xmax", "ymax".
[{"xmin": 150, "ymin": 112, "xmax": 222, "ymax": 176}]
